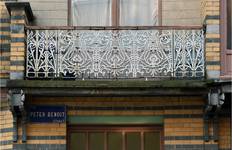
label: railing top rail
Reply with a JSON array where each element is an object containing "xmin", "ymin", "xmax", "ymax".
[{"xmin": 25, "ymin": 25, "xmax": 203, "ymax": 30}]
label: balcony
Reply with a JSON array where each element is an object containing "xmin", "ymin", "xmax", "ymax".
[{"xmin": 26, "ymin": 26, "xmax": 205, "ymax": 79}]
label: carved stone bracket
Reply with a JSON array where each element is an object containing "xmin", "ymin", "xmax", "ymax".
[
  {"xmin": 206, "ymin": 87, "xmax": 225, "ymax": 113},
  {"xmin": 203, "ymin": 87, "xmax": 225, "ymax": 142},
  {"xmin": 8, "ymin": 89, "xmax": 26, "ymax": 142}
]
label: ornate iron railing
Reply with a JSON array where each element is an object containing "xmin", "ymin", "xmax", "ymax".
[{"xmin": 26, "ymin": 27, "xmax": 205, "ymax": 79}]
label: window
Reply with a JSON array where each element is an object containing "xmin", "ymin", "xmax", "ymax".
[
  {"xmin": 71, "ymin": 0, "xmax": 112, "ymax": 26},
  {"xmin": 70, "ymin": 0, "xmax": 160, "ymax": 26},
  {"xmin": 221, "ymin": 0, "xmax": 232, "ymax": 76},
  {"xmin": 68, "ymin": 126, "xmax": 163, "ymax": 150}
]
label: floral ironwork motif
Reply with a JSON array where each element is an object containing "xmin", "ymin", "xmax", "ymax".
[{"xmin": 26, "ymin": 29, "xmax": 204, "ymax": 79}]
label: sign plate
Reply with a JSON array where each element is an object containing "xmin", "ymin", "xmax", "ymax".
[{"xmin": 28, "ymin": 105, "xmax": 66, "ymax": 123}]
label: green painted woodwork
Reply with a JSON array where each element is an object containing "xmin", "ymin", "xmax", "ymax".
[
  {"xmin": 70, "ymin": 132, "xmax": 86, "ymax": 150},
  {"xmin": 89, "ymin": 133, "xmax": 104, "ymax": 150},
  {"xmin": 108, "ymin": 132, "xmax": 123, "ymax": 150},
  {"xmin": 144, "ymin": 132, "xmax": 160, "ymax": 150},
  {"xmin": 68, "ymin": 116, "xmax": 164, "ymax": 124},
  {"xmin": 126, "ymin": 132, "xmax": 141, "ymax": 150}
]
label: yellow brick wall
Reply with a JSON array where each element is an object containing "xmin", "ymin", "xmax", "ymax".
[
  {"xmin": 164, "ymin": 118, "xmax": 204, "ymax": 144},
  {"xmin": 14, "ymin": 123, "xmax": 66, "ymax": 145},
  {"xmin": 0, "ymin": 2, "xmax": 10, "ymax": 80},
  {"xmin": 28, "ymin": 96, "xmax": 206, "ymax": 148},
  {"xmin": 201, "ymin": 0, "xmax": 221, "ymax": 79},
  {"xmin": 162, "ymin": 0, "xmax": 202, "ymax": 25},
  {"xmin": 0, "ymin": 2, "xmax": 13, "ymax": 150},
  {"xmin": 219, "ymin": 118, "xmax": 231, "ymax": 149},
  {"xmin": 9, "ymin": 8, "xmax": 26, "ymax": 79},
  {"xmin": 29, "ymin": 96, "xmax": 204, "ymax": 116},
  {"xmin": 0, "ymin": 109, "xmax": 13, "ymax": 150}
]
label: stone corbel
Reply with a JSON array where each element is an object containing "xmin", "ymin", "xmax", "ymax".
[
  {"xmin": 5, "ymin": 2, "xmax": 34, "ymax": 23},
  {"xmin": 203, "ymin": 87, "xmax": 225, "ymax": 142},
  {"xmin": 8, "ymin": 89, "xmax": 26, "ymax": 142},
  {"xmin": 207, "ymin": 88, "xmax": 225, "ymax": 113}
]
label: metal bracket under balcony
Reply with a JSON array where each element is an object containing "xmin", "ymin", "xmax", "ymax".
[{"xmin": 26, "ymin": 27, "xmax": 205, "ymax": 79}]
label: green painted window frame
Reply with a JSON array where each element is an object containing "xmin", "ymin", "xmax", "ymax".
[{"xmin": 68, "ymin": 125, "xmax": 164, "ymax": 150}]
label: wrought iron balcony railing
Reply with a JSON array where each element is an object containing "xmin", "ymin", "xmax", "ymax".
[{"xmin": 26, "ymin": 26, "xmax": 205, "ymax": 79}]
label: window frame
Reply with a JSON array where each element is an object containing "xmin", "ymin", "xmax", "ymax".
[
  {"xmin": 221, "ymin": 0, "xmax": 232, "ymax": 77},
  {"xmin": 67, "ymin": 125, "xmax": 164, "ymax": 150},
  {"xmin": 68, "ymin": 0, "xmax": 162, "ymax": 26}
]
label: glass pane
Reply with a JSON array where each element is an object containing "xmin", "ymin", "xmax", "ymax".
[
  {"xmin": 70, "ymin": 132, "xmax": 86, "ymax": 150},
  {"xmin": 227, "ymin": 0, "xmax": 232, "ymax": 49},
  {"xmin": 108, "ymin": 132, "xmax": 123, "ymax": 150},
  {"xmin": 144, "ymin": 132, "xmax": 160, "ymax": 150},
  {"xmin": 89, "ymin": 132, "xmax": 105, "ymax": 150},
  {"xmin": 120, "ymin": 0, "xmax": 158, "ymax": 26},
  {"xmin": 71, "ymin": 0, "xmax": 112, "ymax": 26},
  {"xmin": 126, "ymin": 132, "xmax": 141, "ymax": 150}
]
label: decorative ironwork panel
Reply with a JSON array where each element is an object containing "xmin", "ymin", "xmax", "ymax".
[
  {"xmin": 173, "ymin": 30, "xmax": 205, "ymax": 77},
  {"xmin": 26, "ymin": 29, "xmax": 204, "ymax": 79},
  {"xmin": 27, "ymin": 30, "xmax": 57, "ymax": 78}
]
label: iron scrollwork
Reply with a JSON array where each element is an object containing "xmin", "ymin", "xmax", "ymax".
[{"xmin": 26, "ymin": 29, "xmax": 204, "ymax": 79}]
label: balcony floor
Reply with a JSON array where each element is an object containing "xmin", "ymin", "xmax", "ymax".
[{"xmin": 7, "ymin": 79, "xmax": 213, "ymax": 97}]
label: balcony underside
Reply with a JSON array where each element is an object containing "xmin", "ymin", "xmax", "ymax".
[{"xmin": 7, "ymin": 80, "xmax": 212, "ymax": 97}]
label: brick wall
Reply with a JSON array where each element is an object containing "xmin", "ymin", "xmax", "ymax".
[
  {"xmin": 201, "ymin": 1, "xmax": 231, "ymax": 148},
  {"xmin": 219, "ymin": 117, "xmax": 231, "ymax": 150},
  {"xmin": 0, "ymin": 2, "xmax": 13, "ymax": 150},
  {"xmin": 9, "ymin": 8, "xmax": 27, "ymax": 80},
  {"xmin": 0, "ymin": 88, "xmax": 13, "ymax": 150},
  {"xmin": 0, "ymin": 109, "xmax": 13, "ymax": 150},
  {"xmin": 26, "ymin": 96, "xmax": 209, "ymax": 150},
  {"xmin": 201, "ymin": 0, "xmax": 221, "ymax": 79},
  {"xmin": 0, "ymin": 2, "xmax": 10, "ymax": 83},
  {"xmin": 0, "ymin": 89, "xmax": 13, "ymax": 150},
  {"xmin": 13, "ymin": 123, "xmax": 66, "ymax": 150},
  {"xmin": 162, "ymin": 0, "xmax": 202, "ymax": 25}
]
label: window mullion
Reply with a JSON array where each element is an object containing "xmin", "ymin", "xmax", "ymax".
[
  {"xmin": 112, "ymin": 0, "xmax": 118, "ymax": 26},
  {"xmin": 116, "ymin": 0, "xmax": 119, "ymax": 26},
  {"xmin": 141, "ymin": 132, "xmax": 144, "ymax": 150}
]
